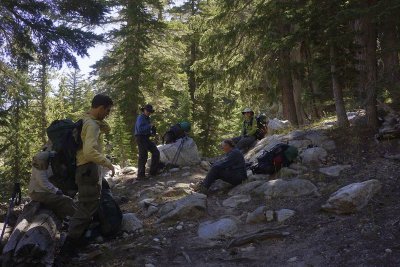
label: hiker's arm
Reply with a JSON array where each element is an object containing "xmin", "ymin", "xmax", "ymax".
[
  {"xmin": 82, "ymin": 123, "xmax": 113, "ymax": 169},
  {"xmin": 32, "ymin": 168, "xmax": 59, "ymax": 194},
  {"xmin": 214, "ymin": 153, "xmax": 235, "ymax": 169}
]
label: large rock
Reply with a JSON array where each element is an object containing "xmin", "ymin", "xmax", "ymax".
[
  {"xmin": 121, "ymin": 213, "xmax": 143, "ymax": 233},
  {"xmin": 198, "ymin": 217, "xmax": 238, "ymax": 239},
  {"xmin": 254, "ymin": 178, "xmax": 319, "ymax": 198},
  {"xmin": 222, "ymin": 194, "xmax": 251, "ymax": 208},
  {"xmin": 288, "ymin": 140, "xmax": 312, "ymax": 150},
  {"xmin": 158, "ymin": 137, "xmax": 201, "ymax": 166},
  {"xmin": 246, "ymin": 206, "xmax": 267, "ymax": 224},
  {"xmin": 157, "ymin": 193, "xmax": 207, "ymax": 223},
  {"xmin": 322, "ymin": 179, "xmax": 382, "ymax": 214},
  {"xmin": 300, "ymin": 147, "xmax": 328, "ymax": 166},
  {"xmin": 228, "ymin": 181, "xmax": 264, "ymax": 196},
  {"xmin": 268, "ymin": 118, "xmax": 291, "ymax": 132},
  {"xmin": 319, "ymin": 165, "xmax": 351, "ymax": 177}
]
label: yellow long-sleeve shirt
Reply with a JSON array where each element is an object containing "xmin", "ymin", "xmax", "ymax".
[{"xmin": 76, "ymin": 113, "xmax": 113, "ymax": 169}]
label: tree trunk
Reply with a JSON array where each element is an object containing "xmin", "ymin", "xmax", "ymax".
[
  {"xmin": 303, "ymin": 43, "xmax": 322, "ymax": 119},
  {"xmin": 279, "ymin": 50, "xmax": 299, "ymax": 126},
  {"xmin": 381, "ymin": 12, "xmax": 400, "ymax": 108},
  {"xmin": 354, "ymin": 1, "xmax": 378, "ymax": 129},
  {"xmin": 2, "ymin": 202, "xmax": 60, "ymax": 267},
  {"xmin": 187, "ymin": 0, "xmax": 198, "ymax": 118},
  {"xmin": 39, "ymin": 59, "xmax": 48, "ymax": 144},
  {"xmin": 290, "ymin": 44, "xmax": 306, "ymax": 125},
  {"xmin": 330, "ymin": 45, "xmax": 350, "ymax": 127}
]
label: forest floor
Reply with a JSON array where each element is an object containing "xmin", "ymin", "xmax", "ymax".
[{"xmin": 3, "ymin": 121, "xmax": 400, "ymax": 267}]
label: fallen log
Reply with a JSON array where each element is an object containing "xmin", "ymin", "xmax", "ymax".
[
  {"xmin": 227, "ymin": 228, "xmax": 290, "ymax": 248},
  {"xmin": 1, "ymin": 201, "xmax": 61, "ymax": 267}
]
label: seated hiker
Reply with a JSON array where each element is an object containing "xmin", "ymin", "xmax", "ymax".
[
  {"xmin": 28, "ymin": 150, "xmax": 77, "ymax": 220},
  {"xmin": 232, "ymin": 108, "xmax": 258, "ymax": 153},
  {"xmin": 163, "ymin": 121, "xmax": 191, "ymax": 144},
  {"xmin": 195, "ymin": 139, "xmax": 247, "ymax": 193}
]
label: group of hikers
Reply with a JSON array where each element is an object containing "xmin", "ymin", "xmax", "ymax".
[{"xmin": 26, "ymin": 93, "xmax": 297, "ymax": 258}]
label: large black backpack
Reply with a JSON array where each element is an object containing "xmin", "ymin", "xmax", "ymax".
[
  {"xmin": 46, "ymin": 119, "xmax": 83, "ymax": 194},
  {"xmin": 97, "ymin": 179, "xmax": 123, "ymax": 237},
  {"xmin": 163, "ymin": 124, "xmax": 185, "ymax": 144},
  {"xmin": 250, "ymin": 143, "xmax": 296, "ymax": 174}
]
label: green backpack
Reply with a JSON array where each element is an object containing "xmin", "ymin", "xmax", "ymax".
[{"xmin": 46, "ymin": 119, "xmax": 83, "ymax": 194}]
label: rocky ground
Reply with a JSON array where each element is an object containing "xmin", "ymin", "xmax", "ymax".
[{"xmin": 3, "ymin": 116, "xmax": 400, "ymax": 267}]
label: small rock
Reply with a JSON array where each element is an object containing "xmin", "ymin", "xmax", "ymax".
[
  {"xmin": 95, "ymin": 236, "xmax": 104, "ymax": 243},
  {"xmin": 122, "ymin": 232, "xmax": 129, "ymax": 238},
  {"xmin": 385, "ymin": 248, "xmax": 392, "ymax": 253},
  {"xmin": 246, "ymin": 206, "xmax": 267, "ymax": 224},
  {"xmin": 201, "ymin": 161, "xmax": 211, "ymax": 170},
  {"xmin": 279, "ymin": 167, "xmax": 301, "ymax": 177},
  {"xmin": 145, "ymin": 206, "xmax": 159, "ymax": 217},
  {"xmin": 300, "ymin": 147, "xmax": 328, "ymax": 166},
  {"xmin": 287, "ymin": 256, "xmax": 298, "ymax": 262},
  {"xmin": 247, "ymin": 173, "xmax": 270, "ymax": 181},
  {"xmin": 121, "ymin": 213, "xmax": 143, "ymax": 233},
  {"xmin": 121, "ymin": 166, "xmax": 137, "ymax": 174},
  {"xmin": 170, "ymin": 168, "xmax": 180, "ymax": 173},
  {"xmin": 265, "ymin": 210, "xmax": 274, "ymax": 221},
  {"xmin": 166, "ymin": 180, "xmax": 177, "ymax": 186},
  {"xmin": 182, "ymin": 166, "xmax": 191, "ymax": 170},
  {"xmin": 198, "ymin": 217, "xmax": 238, "ymax": 239},
  {"xmin": 176, "ymin": 225, "xmax": 183, "ymax": 230},
  {"xmin": 153, "ymin": 238, "xmax": 160, "ymax": 242},
  {"xmin": 182, "ymin": 172, "xmax": 191, "ymax": 177},
  {"xmin": 209, "ymin": 179, "xmax": 233, "ymax": 192},
  {"xmin": 222, "ymin": 194, "xmax": 251, "ymax": 208},
  {"xmin": 228, "ymin": 181, "xmax": 264, "ymax": 196},
  {"xmin": 276, "ymin": 209, "xmax": 295, "ymax": 222},
  {"xmin": 255, "ymin": 178, "xmax": 320, "ymax": 198},
  {"xmin": 322, "ymin": 179, "xmax": 382, "ymax": 214},
  {"xmin": 145, "ymin": 264, "xmax": 156, "ymax": 267},
  {"xmin": 319, "ymin": 165, "xmax": 351, "ymax": 177},
  {"xmin": 240, "ymin": 245, "xmax": 256, "ymax": 252},
  {"xmin": 157, "ymin": 193, "xmax": 207, "ymax": 223},
  {"xmin": 168, "ymin": 227, "xmax": 174, "ymax": 231}
]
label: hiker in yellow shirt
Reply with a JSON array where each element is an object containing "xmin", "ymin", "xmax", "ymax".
[{"xmin": 64, "ymin": 94, "xmax": 114, "ymax": 252}]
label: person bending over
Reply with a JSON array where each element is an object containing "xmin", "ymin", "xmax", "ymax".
[
  {"xmin": 29, "ymin": 150, "xmax": 77, "ymax": 220},
  {"xmin": 196, "ymin": 139, "xmax": 247, "ymax": 194}
]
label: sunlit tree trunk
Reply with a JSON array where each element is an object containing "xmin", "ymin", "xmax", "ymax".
[{"xmin": 330, "ymin": 45, "xmax": 349, "ymax": 127}]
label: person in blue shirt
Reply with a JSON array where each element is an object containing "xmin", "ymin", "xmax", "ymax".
[
  {"xmin": 134, "ymin": 104, "xmax": 160, "ymax": 179},
  {"xmin": 195, "ymin": 139, "xmax": 247, "ymax": 194}
]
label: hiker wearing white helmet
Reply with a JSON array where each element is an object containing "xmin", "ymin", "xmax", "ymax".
[{"xmin": 232, "ymin": 107, "xmax": 258, "ymax": 153}]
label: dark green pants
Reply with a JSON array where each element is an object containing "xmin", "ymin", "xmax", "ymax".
[
  {"xmin": 68, "ymin": 163, "xmax": 101, "ymax": 239},
  {"xmin": 29, "ymin": 191, "xmax": 76, "ymax": 219}
]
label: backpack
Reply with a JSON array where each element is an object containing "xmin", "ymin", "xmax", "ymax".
[
  {"xmin": 255, "ymin": 114, "xmax": 268, "ymax": 140},
  {"xmin": 249, "ymin": 143, "xmax": 298, "ymax": 174},
  {"xmin": 46, "ymin": 119, "xmax": 83, "ymax": 193},
  {"xmin": 163, "ymin": 124, "xmax": 186, "ymax": 144},
  {"xmin": 97, "ymin": 179, "xmax": 122, "ymax": 237}
]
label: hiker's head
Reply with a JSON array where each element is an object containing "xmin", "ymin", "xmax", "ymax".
[
  {"xmin": 141, "ymin": 104, "xmax": 155, "ymax": 116},
  {"xmin": 221, "ymin": 139, "xmax": 235, "ymax": 153},
  {"xmin": 91, "ymin": 94, "xmax": 113, "ymax": 120},
  {"xmin": 242, "ymin": 108, "xmax": 254, "ymax": 119}
]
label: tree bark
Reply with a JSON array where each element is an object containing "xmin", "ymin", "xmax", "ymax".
[
  {"xmin": 279, "ymin": 50, "xmax": 299, "ymax": 126},
  {"xmin": 354, "ymin": 1, "xmax": 379, "ymax": 129},
  {"xmin": 290, "ymin": 43, "xmax": 306, "ymax": 125},
  {"xmin": 330, "ymin": 45, "xmax": 350, "ymax": 127},
  {"xmin": 2, "ymin": 202, "xmax": 60, "ymax": 267},
  {"xmin": 381, "ymin": 11, "xmax": 400, "ymax": 108},
  {"xmin": 39, "ymin": 59, "xmax": 48, "ymax": 144}
]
